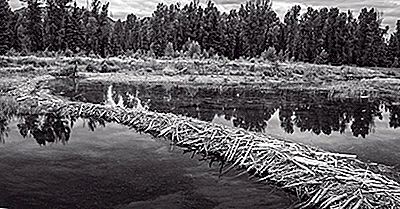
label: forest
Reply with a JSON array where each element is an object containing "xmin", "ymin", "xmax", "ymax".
[{"xmin": 1, "ymin": 0, "xmax": 400, "ymax": 68}]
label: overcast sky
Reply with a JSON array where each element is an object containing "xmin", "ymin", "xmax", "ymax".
[{"xmin": 9, "ymin": 0, "xmax": 400, "ymax": 30}]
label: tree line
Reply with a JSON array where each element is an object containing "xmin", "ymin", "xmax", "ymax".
[{"xmin": 1, "ymin": 0, "xmax": 400, "ymax": 67}]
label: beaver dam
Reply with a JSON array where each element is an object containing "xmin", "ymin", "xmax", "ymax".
[{"xmin": 0, "ymin": 75, "xmax": 399, "ymax": 209}]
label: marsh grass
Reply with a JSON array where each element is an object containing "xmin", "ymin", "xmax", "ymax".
[
  {"xmin": 0, "ymin": 96, "xmax": 18, "ymax": 119},
  {"xmin": 0, "ymin": 97, "xmax": 18, "ymax": 143}
]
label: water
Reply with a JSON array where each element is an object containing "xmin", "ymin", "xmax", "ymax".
[
  {"xmin": 2, "ymin": 78, "xmax": 400, "ymax": 208},
  {"xmin": 0, "ymin": 116, "xmax": 294, "ymax": 208},
  {"xmin": 48, "ymin": 79, "xmax": 400, "ymax": 168}
]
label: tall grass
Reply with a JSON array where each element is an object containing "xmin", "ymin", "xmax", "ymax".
[
  {"xmin": 0, "ymin": 96, "xmax": 18, "ymax": 119},
  {"xmin": 0, "ymin": 96, "xmax": 18, "ymax": 143}
]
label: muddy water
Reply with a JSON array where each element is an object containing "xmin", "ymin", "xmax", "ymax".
[
  {"xmin": 0, "ymin": 117, "xmax": 294, "ymax": 209},
  {"xmin": 48, "ymin": 79, "xmax": 400, "ymax": 169}
]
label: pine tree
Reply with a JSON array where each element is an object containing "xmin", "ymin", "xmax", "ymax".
[
  {"xmin": 355, "ymin": 8, "xmax": 387, "ymax": 67},
  {"xmin": 65, "ymin": 2, "xmax": 84, "ymax": 52},
  {"xmin": 149, "ymin": 3, "xmax": 169, "ymax": 56},
  {"xmin": 0, "ymin": 0, "xmax": 13, "ymax": 54},
  {"xmin": 97, "ymin": 2, "xmax": 111, "ymax": 57},
  {"xmin": 164, "ymin": 42, "xmax": 175, "ymax": 57},
  {"xmin": 26, "ymin": 0, "xmax": 43, "ymax": 52},
  {"xmin": 239, "ymin": 0, "xmax": 279, "ymax": 58},
  {"xmin": 298, "ymin": 7, "xmax": 322, "ymax": 63},
  {"xmin": 283, "ymin": 5, "xmax": 301, "ymax": 61},
  {"xmin": 201, "ymin": 1, "xmax": 224, "ymax": 54},
  {"xmin": 388, "ymin": 20, "xmax": 400, "ymax": 65},
  {"xmin": 85, "ymin": 15, "xmax": 98, "ymax": 55},
  {"xmin": 224, "ymin": 10, "xmax": 241, "ymax": 59},
  {"xmin": 110, "ymin": 19, "xmax": 125, "ymax": 56},
  {"xmin": 344, "ymin": 11, "xmax": 358, "ymax": 65},
  {"xmin": 123, "ymin": 14, "xmax": 137, "ymax": 51},
  {"xmin": 324, "ymin": 8, "xmax": 348, "ymax": 65}
]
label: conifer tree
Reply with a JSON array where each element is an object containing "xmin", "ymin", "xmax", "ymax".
[
  {"xmin": 283, "ymin": 5, "xmax": 301, "ymax": 61},
  {"xmin": 65, "ymin": 2, "xmax": 84, "ymax": 52},
  {"xmin": 110, "ymin": 19, "xmax": 124, "ymax": 56},
  {"xmin": 26, "ymin": 0, "xmax": 43, "ymax": 52},
  {"xmin": 97, "ymin": 2, "xmax": 110, "ymax": 57},
  {"xmin": 0, "ymin": 0, "xmax": 12, "ymax": 54}
]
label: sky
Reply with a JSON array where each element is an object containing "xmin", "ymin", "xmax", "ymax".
[{"xmin": 9, "ymin": 0, "xmax": 400, "ymax": 30}]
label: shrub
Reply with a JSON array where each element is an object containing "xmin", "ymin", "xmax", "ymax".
[
  {"xmin": 21, "ymin": 65, "xmax": 36, "ymax": 73},
  {"xmin": 5, "ymin": 48, "xmax": 20, "ymax": 57},
  {"xmin": 261, "ymin": 47, "xmax": 278, "ymax": 62},
  {"xmin": 0, "ymin": 97, "xmax": 18, "ymax": 119},
  {"xmin": 164, "ymin": 42, "xmax": 175, "ymax": 58},
  {"xmin": 100, "ymin": 63, "xmax": 109, "ymax": 73},
  {"xmin": 85, "ymin": 63, "xmax": 98, "ymax": 72},
  {"xmin": 392, "ymin": 57, "xmax": 399, "ymax": 68},
  {"xmin": 68, "ymin": 58, "xmax": 86, "ymax": 65},
  {"xmin": 202, "ymin": 49, "xmax": 210, "ymax": 59},
  {"xmin": 99, "ymin": 62, "xmax": 120, "ymax": 73},
  {"xmin": 42, "ymin": 48, "xmax": 55, "ymax": 57},
  {"xmin": 315, "ymin": 49, "xmax": 329, "ymax": 64},
  {"xmin": 0, "ymin": 58, "xmax": 8, "ymax": 67},
  {"xmin": 64, "ymin": 48, "xmax": 74, "ymax": 57},
  {"xmin": 50, "ymin": 65, "xmax": 77, "ymax": 77},
  {"xmin": 184, "ymin": 40, "xmax": 201, "ymax": 58}
]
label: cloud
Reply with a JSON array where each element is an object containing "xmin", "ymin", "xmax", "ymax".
[{"xmin": 8, "ymin": 0, "xmax": 400, "ymax": 29}]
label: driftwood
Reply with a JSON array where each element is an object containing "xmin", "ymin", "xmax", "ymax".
[{"xmin": 7, "ymin": 75, "xmax": 400, "ymax": 209}]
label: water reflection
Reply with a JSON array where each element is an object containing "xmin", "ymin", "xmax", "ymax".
[
  {"xmin": 17, "ymin": 114, "xmax": 72, "ymax": 145},
  {"xmin": 0, "ymin": 112, "xmax": 107, "ymax": 146},
  {"xmin": 48, "ymin": 79, "xmax": 400, "ymax": 138},
  {"xmin": 389, "ymin": 104, "xmax": 400, "ymax": 129},
  {"xmin": 0, "ymin": 118, "xmax": 9, "ymax": 143}
]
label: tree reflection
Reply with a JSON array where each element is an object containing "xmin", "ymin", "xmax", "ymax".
[
  {"xmin": 17, "ymin": 114, "xmax": 106, "ymax": 146},
  {"xmin": 18, "ymin": 114, "xmax": 71, "ymax": 146},
  {"xmin": 285, "ymin": 101, "xmax": 382, "ymax": 138},
  {"xmin": 279, "ymin": 105, "xmax": 294, "ymax": 134},
  {"xmin": 389, "ymin": 105, "xmax": 400, "ymax": 129},
  {"xmin": 0, "ymin": 118, "xmax": 9, "ymax": 144},
  {"xmin": 84, "ymin": 117, "xmax": 106, "ymax": 131},
  {"xmin": 350, "ymin": 102, "xmax": 381, "ymax": 138},
  {"xmin": 44, "ymin": 80, "xmax": 400, "ymax": 138}
]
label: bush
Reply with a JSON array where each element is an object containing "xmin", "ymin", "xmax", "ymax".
[
  {"xmin": 315, "ymin": 49, "xmax": 329, "ymax": 64},
  {"xmin": 164, "ymin": 42, "xmax": 175, "ymax": 58},
  {"xmin": 184, "ymin": 40, "xmax": 201, "ymax": 58},
  {"xmin": 100, "ymin": 63, "xmax": 110, "ymax": 73},
  {"xmin": 64, "ymin": 48, "xmax": 74, "ymax": 57},
  {"xmin": 0, "ymin": 97, "xmax": 18, "ymax": 119},
  {"xmin": 50, "ymin": 65, "xmax": 77, "ymax": 77},
  {"xmin": 0, "ymin": 58, "xmax": 9, "ymax": 67},
  {"xmin": 261, "ymin": 47, "xmax": 278, "ymax": 62},
  {"xmin": 5, "ymin": 48, "xmax": 20, "ymax": 57},
  {"xmin": 21, "ymin": 65, "xmax": 36, "ymax": 73},
  {"xmin": 68, "ymin": 58, "xmax": 86, "ymax": 65},
  {"xmin": 392, "ymin": 57, "xmax": 399, "ymax": 68},
  {"xmin": 42, "ymin": 48, "xmax": 55, "ymax": 57},
  {"xmin": 99, "ymin": 62, "xmax": 120, "ymax": 73},
  {"xmin": 85, "ymin": 63, "xmax": 98, "ymax": 72}
]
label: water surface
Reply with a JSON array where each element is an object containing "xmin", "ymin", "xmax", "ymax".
[
  {"xmin": 48, "ymin": 79, "xmax": 400, "ymax": 168},
  {"xmin": 0, "ymin": 116, "xmax": 294, "ymax": 209}
]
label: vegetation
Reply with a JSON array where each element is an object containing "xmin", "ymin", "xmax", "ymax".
[{"xmin": 0, "ymin": 0, "xmax": 400, "ymax": 67}]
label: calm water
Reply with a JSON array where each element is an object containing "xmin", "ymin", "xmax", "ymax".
[
  {"xmin": 1, "ymin": 78, "xmax": 400, "ymax": 208},
  {"xmin": 48, "ymin": 79, "xmax": 400, "ymax": 168},
  {"xmin": 0, "ymin": 116, "xmax": 294, "ymax": 208}
]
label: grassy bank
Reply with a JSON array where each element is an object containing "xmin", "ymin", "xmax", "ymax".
[{"xmin": 2, "ymin": 55, "xmax": 400, "ymax": 100}]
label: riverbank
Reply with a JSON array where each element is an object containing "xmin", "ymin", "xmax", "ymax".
[{"xmin": 1, "ymin": 55, "xmax": 400, "ymax": 99}]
